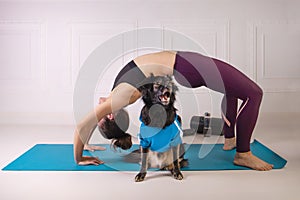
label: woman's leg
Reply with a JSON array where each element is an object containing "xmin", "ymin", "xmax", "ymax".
[
  {"xmin": 221, "ymin": 95, "xmax": 237, "ymax": 150},
  {"xmin": 213, "ymin": 59, "xmax": 273, "ymax": 170},
  {"xmin": 174, "ymin": 52, "xmax": 273, "ymax": 170},
  {"xmin": 235, "ymin": 87, "xmax": 263, "ymax": 153}
]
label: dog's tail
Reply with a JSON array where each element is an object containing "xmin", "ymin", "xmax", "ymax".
[{"xmin": 123, "ymin": 149, "xmax": 141, "ymax": 163}]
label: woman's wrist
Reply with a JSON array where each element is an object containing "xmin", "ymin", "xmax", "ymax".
[{"xmin": 74, "ymin": 130, "xmax": 84, "ymax": 164}]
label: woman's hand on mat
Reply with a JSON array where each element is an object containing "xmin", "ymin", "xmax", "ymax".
[
  {"xmin": 84, "ymin": 144, "xmax": 106, "ymax": 152},
  {"xmin": 77, "ymin": 156, "xmax": 104, "ymax": 165}
]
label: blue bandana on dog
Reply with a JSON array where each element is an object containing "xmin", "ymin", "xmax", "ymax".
[{"xmin": 138, "ymin": 115, "xmax": 183, "ymax": 152}]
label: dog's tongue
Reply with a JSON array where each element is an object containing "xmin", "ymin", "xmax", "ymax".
[{"xmin": 160, "ymin": 94, "xmax": 169, "ymax": 102}]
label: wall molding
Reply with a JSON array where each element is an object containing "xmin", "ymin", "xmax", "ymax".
[
  {"xmin": 68, "ymin": 20, "xmax": 138, "ymax": 93},
  {"xmin": 161, "ymin": 19, "xmax": 230, "ymax": 62},
  {"xmin": 0, "ymin": 20, "xmax": 46, "ymax": 92},
  {"xmin": 161, "ymin": 19, "xmax": 230, "ymax": 97},
  {"xmin": 247, "ymin": 20, "xmax": 300, "ymax": 93}
]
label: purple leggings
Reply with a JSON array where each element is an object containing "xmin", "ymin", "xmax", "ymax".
[{"xmin": 174, "ymin": 51, "xmax": 263, "ymax": 152}]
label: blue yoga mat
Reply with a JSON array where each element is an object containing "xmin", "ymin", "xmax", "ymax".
[{"xmin": 2, "ymin": 140, "xmax": 286, "ymax": 171}]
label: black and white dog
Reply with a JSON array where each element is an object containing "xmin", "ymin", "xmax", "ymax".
[{"xmin": 125, "ymin": 75, "xmax": 188, "ymax": 182}]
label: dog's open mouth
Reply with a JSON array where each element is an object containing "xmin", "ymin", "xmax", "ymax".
[{"xmin": 159, "ymin": 91, "xmax": 170, "ymax": 105}]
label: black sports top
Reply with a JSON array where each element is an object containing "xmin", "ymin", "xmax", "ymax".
[{"xmin": 112, "ymin": 60, "xmax": 146, "ymax": 90}]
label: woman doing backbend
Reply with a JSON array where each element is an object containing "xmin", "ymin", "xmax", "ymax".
[{"xmin": 73, "ymin": 51, "xmax": 273, "ymax": 171}]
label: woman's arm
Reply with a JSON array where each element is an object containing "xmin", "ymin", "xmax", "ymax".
[
  {"xmin": 82, "ymin": 97, "xmax": 107, "ymax": 152},
  {"xmin": 73, "ymin": 105, "xmax": 107, "ymax": 165},
  {"xmin": 74, "ymin": 128, "xmax": 104, "ymax": 165},
  {"xmin": 73, "ymin": 84, "xmax": 141, "ymax": 165}
]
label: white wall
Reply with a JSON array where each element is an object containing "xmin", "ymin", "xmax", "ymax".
[{"xmin": 0, "ymin": 0, "xmax": 299, "ymax": 127}]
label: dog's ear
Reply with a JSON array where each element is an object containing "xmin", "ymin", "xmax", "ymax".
[
  {"xmin": 172, "ymin": 82, "xmax": 179, "ymax": 93},
  {"xmin": 169, "ymin": 91, "xmax": 176, "ymax": 107},
  {"xmin": 138, "ymin": 83, "xmax": 153, "ymax": 106},
  {"xmin": 138, "ymin": 74, "xmax": 155, "ymax": 92},
  {"xmin": 138, "ymin": 74, "xmax": 156, "ymax": 105},
  {"xmin": 162, "ymin": 75, "xmax": 178, "ymax": 97},
  {"xmin": 165, "ymin": 76, "xmax": 178, "ymax": 106},
  {"xmin": 138, "ymin": 83, "xmax": 152, "ymax": 96},
  {"xmin": 166, "ymin": 75, "xmax": 179, "ymax": 93}
]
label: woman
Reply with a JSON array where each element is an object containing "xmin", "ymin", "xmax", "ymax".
[{"xmin": 74, "ymin": 51, "xmax": 273, "ymax": 171}]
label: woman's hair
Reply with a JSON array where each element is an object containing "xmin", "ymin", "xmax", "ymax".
[{"xmin": 98, "ymin": 109, "xmax": 132, "ymax": 150}]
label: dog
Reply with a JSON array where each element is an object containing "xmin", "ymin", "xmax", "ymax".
[{"xmin": 124, "ymin": 75, "xmax": 188, "ymax": 182}]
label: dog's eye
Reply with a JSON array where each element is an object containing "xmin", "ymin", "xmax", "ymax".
[{"xmin": 153, "ymin": 84, "xmax": 160, "ymax": 91}]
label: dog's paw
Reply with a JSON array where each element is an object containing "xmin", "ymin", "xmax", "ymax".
[
  {"xmin": 172, "ymin": 171, "xmax": 183, "ymax": 180},
  {"xmin": 135, "ymin": 172, "xmax": 147, "ymax": 182}
]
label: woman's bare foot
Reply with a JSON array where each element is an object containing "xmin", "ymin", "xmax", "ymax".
[
  {"xmin": 234, "ymin": 151, "xmax": 274, "ymax": 171},
  {"xmin": 223, "ymin": 137, "xmax": 236, "ymax": 150}
]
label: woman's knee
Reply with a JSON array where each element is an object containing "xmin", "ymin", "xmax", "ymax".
[
  {"xmin": 254, "ymin": 85, "xmax": 263, "ymax": 100},
  {"xmin": 249, "ymin": 85, "xmax": 263, "ymax": 104}
]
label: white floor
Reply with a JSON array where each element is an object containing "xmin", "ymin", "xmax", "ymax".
[{"xmin": 0, "ymin": 113, "xmax": 299, "ymax": 200}]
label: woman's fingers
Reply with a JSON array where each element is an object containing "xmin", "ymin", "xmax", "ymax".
[{"xmin": 78, "ymin": 156, "xmax": 104, "ymax": 165}]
